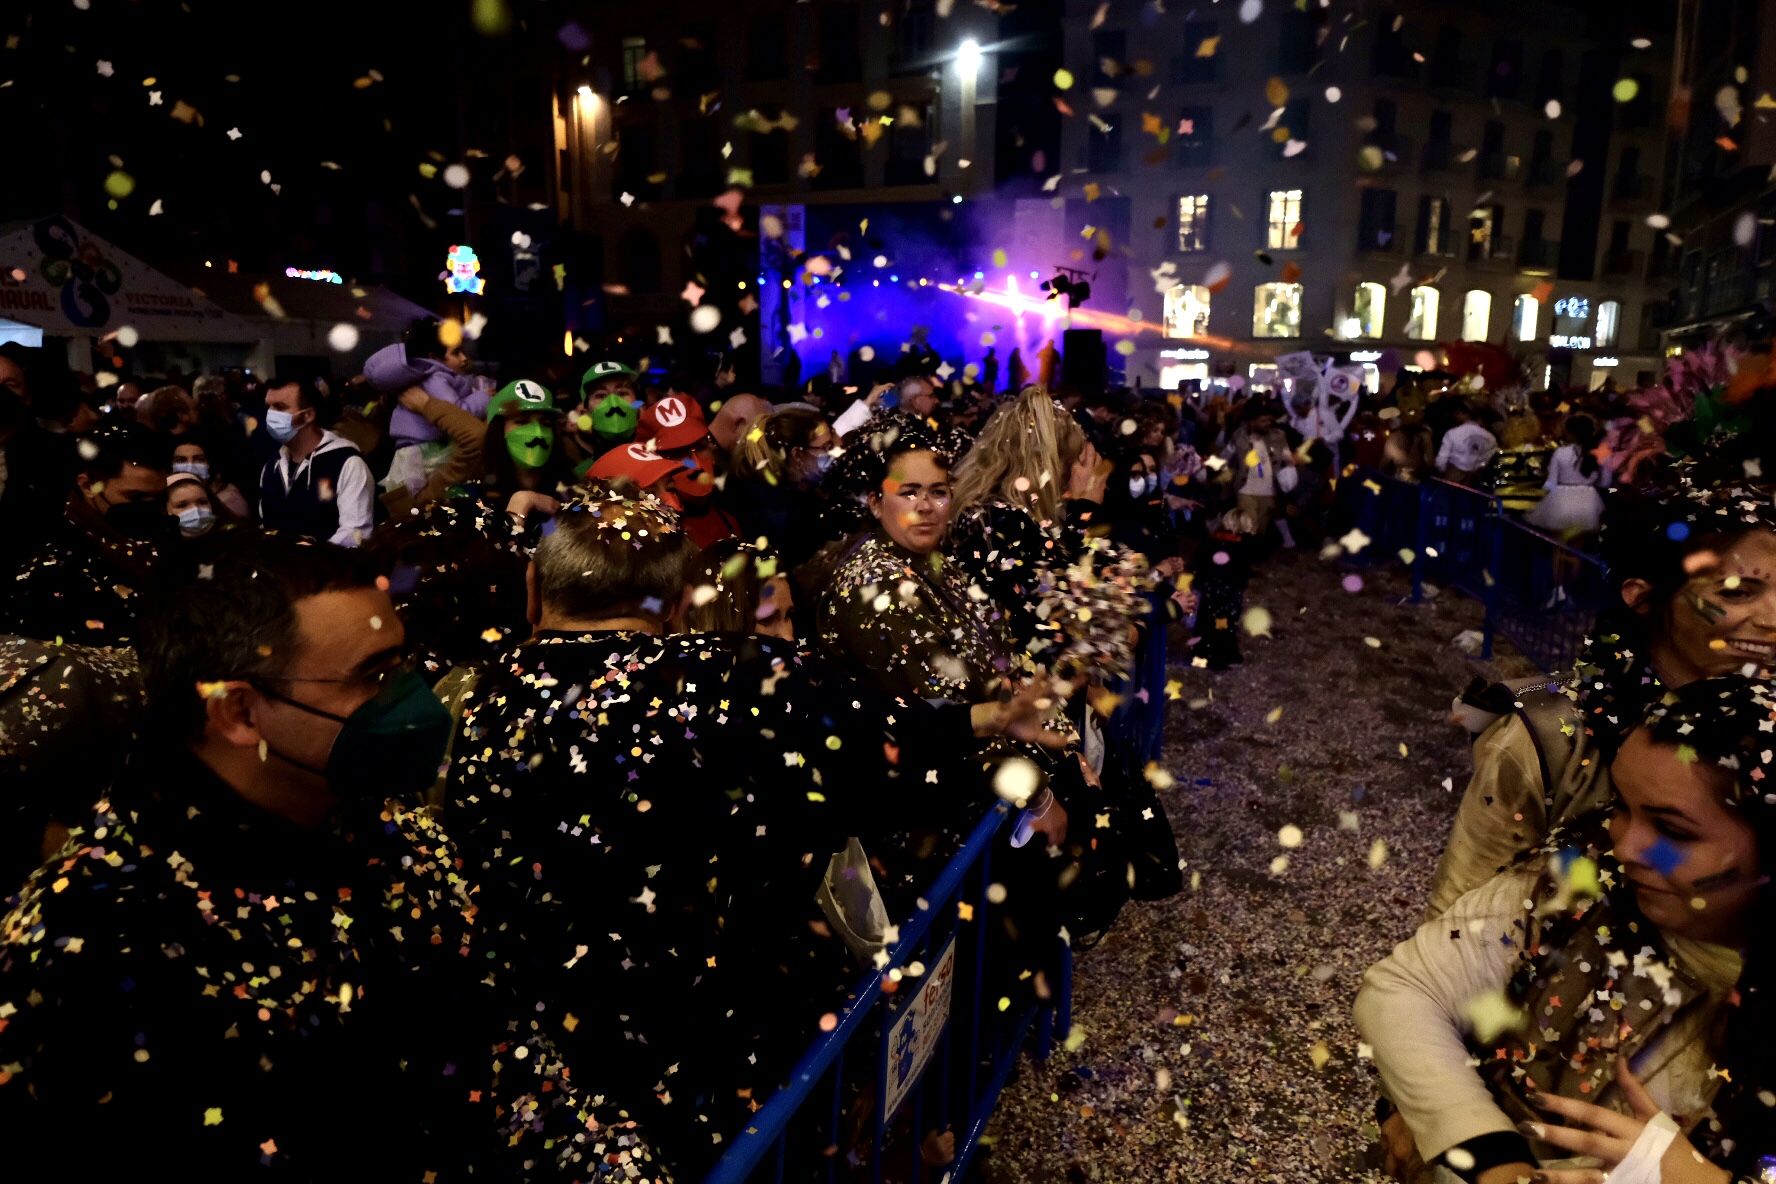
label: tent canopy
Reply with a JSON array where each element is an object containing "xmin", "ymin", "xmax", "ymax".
[{"xmin": 0, "ymin": 215, "xmax": 262, "ymax": 343}]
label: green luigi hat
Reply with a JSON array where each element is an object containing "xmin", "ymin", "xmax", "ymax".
[
  {"xmin": 485, "ymin": 379, "xmax": 557, "ymax": 423},
  {"xmin": 590, "ymin": 391, "xmax": 640, "ymax": 439},
  {"xmin": 580, "ymin": 360, "xmax": 638, "ymax": 395}
]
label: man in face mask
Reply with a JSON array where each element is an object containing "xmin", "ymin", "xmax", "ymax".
[
  {"xmin": 0, "ymin": 532, "xmax": 648, "ymax": 1177},
  {"xmin": 2, "ymin": 423, "xmax": 169, "ymax": 647},
  {"xmin": 257, "ymin": 377, "xmax": 375, "ymax": 547}
]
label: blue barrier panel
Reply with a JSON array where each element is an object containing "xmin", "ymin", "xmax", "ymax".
[
  {"xmin": 706, "ymin": 803, "xmax": 1071, "ymax": 1184},
  {"xmin": 1331, "ymin": 468, "xmax": 1606, "ymax": 674}
]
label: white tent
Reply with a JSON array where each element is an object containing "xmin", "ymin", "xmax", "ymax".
[{"xmin": 0, "ymin": 214, "xmax": 264, "ymax": 369}]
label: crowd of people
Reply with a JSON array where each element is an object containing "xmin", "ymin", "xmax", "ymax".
[{"xmin": 1, "ymin": 317, "xmax": 1774, "ymax": 1184}]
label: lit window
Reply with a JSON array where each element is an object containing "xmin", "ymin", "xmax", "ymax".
[
  {"xmin": 1266, "ymin": 189, "xmax": 1303, "ymax": 250},
  {"xmin": 622, "ymin": 37, "xmax": 648, "ymax": 89},
  {"xmin": 1351, "ymin": 282, "xmax": 1386, "ymax": 338},
  {"xmin": 1164, "ymin": 283, "xmax": 1212, "ymax": 338},
  {"xmin": 1253, "ymin": 282, "xmax": 1304, "ymax": 337},
  {"xmin": 1461, "ymin": 290, "xmax": 1492, "ymax": 341},
  {"xmin": 1595, "ymin": 299, "xmax": 1620, "ymax": 348},
  {"xmin": 1513, "ymin": 293, "xmax": 1540, "ymax": 342},
  {"xmin": 1406, "ymin": 286, "xmax": 1440, "ymax": 340},
  {"xmin": 1177, "ymin": 195, "xmax": 1211, "ymax": 252}
]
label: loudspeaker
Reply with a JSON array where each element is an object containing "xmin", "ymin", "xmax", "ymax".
[{"xmin": 1060, "ymin": 328, "xmax": 1106, "ymax": 393}]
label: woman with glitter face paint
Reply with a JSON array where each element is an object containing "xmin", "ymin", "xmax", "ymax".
[
  {"xmin": 1428, "ymin": 468, "xmax": 1776, "ymax": 921},
  {"xmin": 1359, "ymin": 675, "xmax": 1776, "ymax": 1184}
]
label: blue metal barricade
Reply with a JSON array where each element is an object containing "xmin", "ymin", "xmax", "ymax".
[
  {"xmin": 706, "ymin": 802, "xmax": 1072, "ymax": 1184},
  {"xmin": 1332, "ymin": 468, "xmax": 1607, "ymax": 673}
]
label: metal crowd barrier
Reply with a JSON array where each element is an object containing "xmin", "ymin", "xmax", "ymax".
[
  {"xmin": 705, "ymin": 802, "xmax": 1073, "ymax": 1184},
  {"xmin": 1332, "ymin": 468, "xmax": 1607, "ymax": 673}
]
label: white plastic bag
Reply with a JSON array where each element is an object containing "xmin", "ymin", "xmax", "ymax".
[
  {"xmin": 1277, "ymin": 465, "xmax": 1299, "ymax": 494},
  {"xmin": 815, "ymin": 838, "xmax": 890, "ymax": 963}
]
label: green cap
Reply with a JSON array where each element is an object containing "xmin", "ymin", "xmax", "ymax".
[
  {"xmin": 590, "ymin": 391, "xmax": 640, "ymax": 439},
  {"xmin": 580, "ymin": 359, "xmax": 638, "ymax": 394},
  {"xmin": 485, "ymin": 379, "xmax": 557, "ymax": 423}
]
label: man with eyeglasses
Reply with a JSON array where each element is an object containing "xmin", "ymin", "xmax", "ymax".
[{"xmin": 0, "ymin": 531, "xmax": 661, "ymax": 1179}]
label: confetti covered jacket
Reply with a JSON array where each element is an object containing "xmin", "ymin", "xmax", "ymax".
[
  {"xmin": 0, "ymin": 636, "xmax": 139, "ymax": 888},
  {"xmin": 817, "ymin": 529, "xmax": 1022, "ymax": 705},
  {"xmin": 1, "ymin": 492, "xmax": 163, "ymax": 648},
  {"xmin": 0, "ymin": 750, "xmax": 659, "ymax": 1181},
  {"xmin": 445, "ymin": 629, "xmax": 982, "ymax": 1179},
  {"xmin": 1358, "ymin": 867, "xmax": 1739, "ymax": 1176},
  {"xmin": 948, "ymin": 497, "xmax": 1101, "ymax": 652}
]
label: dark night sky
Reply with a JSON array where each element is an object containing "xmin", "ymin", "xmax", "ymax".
[{"xmin": 0, "ymin": 0, "xmax": 558, "ymax": 297}]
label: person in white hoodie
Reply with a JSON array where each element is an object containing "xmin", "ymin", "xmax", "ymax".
[{"xmin": 257, "ymin": 377, "xmax": 374, "ymax": 547}]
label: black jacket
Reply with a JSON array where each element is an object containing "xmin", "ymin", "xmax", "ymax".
[
  {"xmin": 446, "ymin": 630, "xmax": 979, "ymax": 1178},
  {"xmin": 3, "ymin": 493, "xmax": 165, "ymax": 647}
]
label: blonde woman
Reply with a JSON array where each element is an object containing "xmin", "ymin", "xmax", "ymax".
[{"xmin": 947, "ymin": 386, "xmax": 1107, "ymax": 648}]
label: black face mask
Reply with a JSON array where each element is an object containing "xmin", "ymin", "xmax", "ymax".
[
  {"xmin": 104, "ymin": 499, "xmax": 174, "ymax": 541},
  {"xmin": 254, "ymin": 671, "xmax": 453, "ymax": 800}
]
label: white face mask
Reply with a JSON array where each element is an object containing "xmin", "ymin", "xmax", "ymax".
[
  {"xmin": 176, "ymin": 506, "xmax": 216, "ymax": 537},
  {"xmin": 265, "ymin": 409, "xmax": 302, "ymax": 442},
  {"xmin": 172, "ymin": 461, "xmax": 210, "ymax": 480},
  {"xmin": 1129, "ymin": 474, "xmax": 1158, "ymax": 499}
]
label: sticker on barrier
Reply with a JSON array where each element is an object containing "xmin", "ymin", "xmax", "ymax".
[{"xmin": 883, "ymin": 937, "xmax": 957, "ymax": 1120}]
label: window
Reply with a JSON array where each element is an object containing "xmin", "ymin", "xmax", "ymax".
[
  {"xmin": 1358, "ymin": 188, "xmax": 1398, "ymax": 252},
  {"xmin": 1486, "ymin": 38, "xmax": 1523, "ymax": 100},
  {"xmin": 816, "ymin": 3, "xmax": 862, "ymax": 83},
  {"xmin": 748, "ymin": 15, "xmax": 789, "ymax": 80},
  {"xmin": 1406, "ymin": 286, "xmax": 1440, "ymax": 340},
  {"xmin": 1266, "ymin": 188, "xmax": 1303, "ymax": 249},
  {"xmin": 1174, "ymin": 20, "xmax": 1219, "ymax": 84},
  {"xmin": 1372, "ymin": 15, "xmax": 1414, "ymax": 78},
  {"xmin": 1177, "ymin": 195, "xmax": 1211, "ymax": 252},
  {"xmin": 1424, "ymin": 109, "xmax": 1454, "ymax": 169},
  {"xmin": 1272, "ymin": 99, "xmax": 1311, "ymax": 158},
  {"xmin": 1278, "ymin": 8, "xmax": 1318, "ymax": 73},
  {"xmin": 1535, "ymin": 49, "xmax": 1563, "ymax": 106},
  {"xmin": 1164, "ymin": 283, "xmax": 1212, "ymax": 338},
  {"xmin": 621, "ymin": 37, "xmax": 648, "ymax": 91},
  {"xmin": 886, "ymin": 105, "xmax": 933, "ymax": 186},
  {"xmin": 1591, "ymin": 301, "xmax": 1619, "ymax": 347},
  {"xmin": 814, "ymin": 109, "xmax": 864, "ymax": 190},
  {"xmin": 1512, "ymin": 293, "xmax": 1540, "ymax": 342},
  {"xmin": 1350, "ymin": 282, "xmax": 1386, "ymax": 338},
  {"xmin": 1253, "ymin": 282, "xmax": 1304, "ymax": 337},
  {"xmin": 1088, "ymin": 119, "xmax": 1123, "ymax": 172},
  {"xmin": 749, "ymin": 105, "xmax": 791, "ymax": 185},
  {"xmin": 1468, "ymin": 205, "xmax": 1496, "ymax": 261},
  {"xmin": 1416, "ymin": 195, "xmax": 1451, "ymax": 255},
  {"xmin": 1461, "ymin": 290, "xmax": 1492, "ymax": 341},
  {"xmin": 1175, "ymin": 107, "xmax": 1213, "ymax": 166},
  {"xmin": 1093, "ymin": 31, "xmax": 1127, "ymax": 86}
]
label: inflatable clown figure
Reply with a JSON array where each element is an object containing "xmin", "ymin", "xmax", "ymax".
[{"xmin": 444, "ymin": 244, "xmax": 485, "ymax": 295}]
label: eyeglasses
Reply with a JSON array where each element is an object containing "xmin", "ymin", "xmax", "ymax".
[{"xmin": 254, "ymin": 651, "xmax": 414, "ymax": 690}]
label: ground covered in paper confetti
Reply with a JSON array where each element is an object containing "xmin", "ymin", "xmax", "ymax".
[{"xmin": 980, "ymin": 548, "xmax": 1537, "ymax": 1183}]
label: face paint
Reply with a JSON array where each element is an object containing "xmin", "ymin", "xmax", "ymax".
[{"xmin": 505, "ymin": 422, "xmax": 555, "ymax": 469}]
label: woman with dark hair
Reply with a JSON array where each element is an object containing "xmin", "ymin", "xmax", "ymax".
[
  {"xmin": 1430, "ymin": 467, "xmax": 1776, "ymax": 918},
  {"xmin": 1361, "ymin": 674, "xmax": 1776, "ymax": 1184},
  {"xmin": 725, "ymin": 406, "xmax": 837, "ymax": 573},
  {"xmin": 1526, "ymin": 413, "xmax": 1610, "ymax": 536}
]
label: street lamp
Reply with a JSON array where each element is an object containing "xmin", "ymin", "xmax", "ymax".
[
  {"xmin": 577, "ymin": 84, "xmax": 595, "ymax": 105},
  {"xmin": 957, "ymin": 38, "xmax": 982, "ymax": 79}
]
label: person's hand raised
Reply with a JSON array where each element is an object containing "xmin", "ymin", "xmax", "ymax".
[
  {"xmin": 1067, "ymin": 442, "xmax": 1108, "ymax": 504},
  {"xmin": 1520, "ymin": 1059, "xmax": 1729, "ymax": 1184}
]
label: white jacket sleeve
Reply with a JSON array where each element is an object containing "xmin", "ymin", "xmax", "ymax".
[
  {"xmin": 329, "ymin": 453, "xmax": 375, "ymax": 547},
  {"xmin": 1354, "ymin": 870, "xmax": 1537, "ymax": 1163},
  {"xmin": 1435, "ymin": 429, "xmax": 1455, "ymax": 470}
]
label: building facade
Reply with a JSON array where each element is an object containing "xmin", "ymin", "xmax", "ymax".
[
  {"xmin": 1658, "ymin": 0, "xmax": 1776, "ymax": 350},
  {"xmin": 1051, "ymin": 0, "xmax": 1674, "ymax": 392}
]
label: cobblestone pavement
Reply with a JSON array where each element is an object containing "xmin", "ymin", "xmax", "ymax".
[{"xmin": 981, "ymin": 548, "xmax": 1536, "ymax": 1184}]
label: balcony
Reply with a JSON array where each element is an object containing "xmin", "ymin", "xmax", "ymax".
[
  {"xmin": 1429, "ymin": 60, "xmax": 1479, "ymax": 95},
  {"xmin": 1471, "ymin": 234, "xmax": 1517, "ymax": 269},
  {"xmin": 1357, "ymin": 222, "xmax": 1402, "ymax": 254},
  {"xmin": 1478, "ymin": 152, "xmax": 1523, "ymax": 183},
  {"xmin": 1421, "ymin": 139, "xmax": 1456, "ymax": 172},
  {"xmin": 1366, "ymin": 133, "xmax": 1415, "ymax": 171},
  {"xmin": 1525, "ymin": 157, "xmax": 1562, "ymax": 191},
  {"xmin": 1611, "ymin": 172, "xmax": 1652, "ymax": 202},
  {"xmin": 1518, "ymin": 238, "xmax": 1559, "ymax": 272},
  {"xmin": 1603, "ymin": 248, "xmax": 1645, "ymax": 278}
]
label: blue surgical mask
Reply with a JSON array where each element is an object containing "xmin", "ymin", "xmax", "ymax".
[
  {"xmin": 176, "ymin": 506, "xmax": 216, "ymax": 537},
  {"xmin": 265, "ymin": 409, "xmax": 301, "ymax": 443},
  {"xmin": 172, "ymin": 461, "xmax": 210, "ymax": 480}
]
